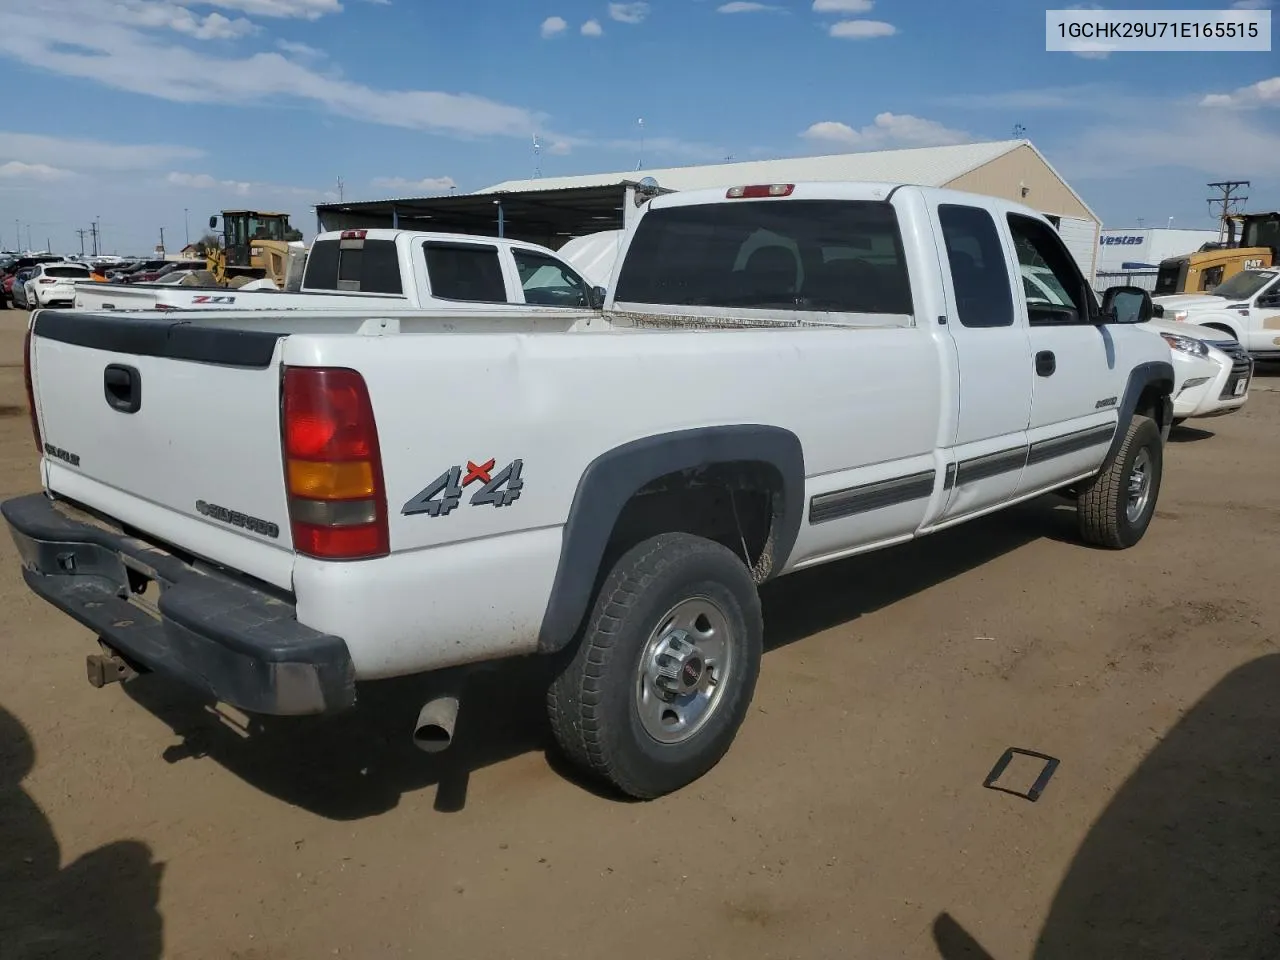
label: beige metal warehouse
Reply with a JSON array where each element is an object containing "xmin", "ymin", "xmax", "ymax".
[{"xmin": 480, "ymin": 139, "xmax": 1102, "ymax": 281}]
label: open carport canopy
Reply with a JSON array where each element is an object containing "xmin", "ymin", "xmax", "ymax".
[{"xmin": 313, "ymin": 184, "xmax": 649, "ymax": 250}]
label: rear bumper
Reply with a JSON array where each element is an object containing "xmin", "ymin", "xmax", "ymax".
[{"xmin": 1, "ymin": 492, "xmax": 355, "ymax": 716}]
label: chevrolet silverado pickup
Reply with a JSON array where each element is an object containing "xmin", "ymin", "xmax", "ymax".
[
  {"xmin": 72, "ymin": 230, "xmax": 605, "ymax": 314},
  {"xmin": 7, "ymin": 181, "xmax": 1174, "ymax": 800}
]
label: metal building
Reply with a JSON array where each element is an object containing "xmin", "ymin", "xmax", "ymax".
[{"xmin": 315, "ymin": 139, "xmax": 1102, "ymax": 280}]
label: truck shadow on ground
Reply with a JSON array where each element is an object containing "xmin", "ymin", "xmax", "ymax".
[
  {"xmin": 122, "ymin": 498, "xmax": 1061, "ymax": 821},
  {"xmin": 932, "ymin": 653, "xmax": 1280, "ymax": 960},
  {"xmin": 1167, "ymin": 424, "xmax": 1215, "ymax": 443},
  {"xmin": 0, "ymin": 704, "xmax": 164, "ymax": 960}
]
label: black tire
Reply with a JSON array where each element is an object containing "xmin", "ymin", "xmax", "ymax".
[
  {"xmin": 547, "ymin": 532, "xmax": 763, "ymax": 799},
  {"xmin": 1076, "ymin": 414, "xmax": 1163, "ymax": 549}
]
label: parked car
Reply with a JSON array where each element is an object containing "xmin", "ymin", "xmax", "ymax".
[
  {"xmin": 23, "ymin": 261, "xmax": 91, "ymax": 309},
  {"xmin": 2, "ymin": 255, "xmax": 64, "ymax": 306},
  {"xmin": 6, "ymin": 181, "xmax": 1175, "ymax": 800},
  {"xmin": 8, "ymin": 267, "xmax": 37, "ymax": 309}
]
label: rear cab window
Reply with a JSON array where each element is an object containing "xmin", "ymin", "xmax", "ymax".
[
  {"xmin": 613, "ymin": 199, "xmax": 913, "ymax": 317},
  {"xmin": 303, "ymin": 237, "xmax": 404, "ymax": 294}
]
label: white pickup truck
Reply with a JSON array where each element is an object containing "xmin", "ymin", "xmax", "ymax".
[
  {"xmin": 1153, "ymin": 267, "xmax": 1280, "ymax": 361},
  {"xmin": 72, "ymin": 230, "xmax": 605, "ymax": 313},
  {"xmin": 7, "ymin": 181, "xmax": 1175, "ymax": 800}
]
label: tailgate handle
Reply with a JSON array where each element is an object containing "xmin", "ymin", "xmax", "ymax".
[{"xmin": 104, "ymin": 364, "xmax": 142, "ymax": 414}]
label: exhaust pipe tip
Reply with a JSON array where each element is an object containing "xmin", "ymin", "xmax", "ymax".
[{"xmin": 412, "ymin": 695, "xmax": 459, "ymax": 754}]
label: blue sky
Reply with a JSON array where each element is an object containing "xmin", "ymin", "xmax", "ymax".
[{"xmin": 0, "ymin": 0, "xmax": 1276, "ymax": 254}]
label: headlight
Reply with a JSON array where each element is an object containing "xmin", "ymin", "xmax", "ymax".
[{"xmin": 1161, "ymin": 332, "xmax": 1209, "ymax": 357}]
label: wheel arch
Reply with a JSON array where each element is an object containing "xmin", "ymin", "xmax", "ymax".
[
  {"xmin": 1109, "ymin": 360, "xmax": 1175, "ymax": 459},
  {"xmin": 537, "ymin": 425, "xmax": 805, "ymax": 654}
]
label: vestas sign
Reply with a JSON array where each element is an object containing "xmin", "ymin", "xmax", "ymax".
[{"xmin": 1100, "ymin": 235, "xmax": 1145, "ymax": 246}]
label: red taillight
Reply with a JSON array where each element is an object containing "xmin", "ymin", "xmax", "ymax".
[
  {"xmin": 23, "ymin": 326, "xmax": 40, "ymax": 453},
  {"xmin": 38, "ymin": 278, "xmax": 56, "ymax": 284},
  {"xmin": 727, "ymin": 184, "xmax": 795, "ymax": 199},
  {"xmin": 282, "ymin": 367, "xmax": 388, "ymax": 561},
  {"xmin": 340, "ymin": 230, "xmax": 367, "ymax": 240}
]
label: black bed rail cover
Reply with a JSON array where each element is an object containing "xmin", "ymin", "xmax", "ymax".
[{"xmin": 32, "ymin": 310, "xmax": 282, "ymax": 369}]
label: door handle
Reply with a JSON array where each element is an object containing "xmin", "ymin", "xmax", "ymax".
[
  {"xmin": 1035, "ymin": 350, "xmax": 1056, "ymax": 377},
  {"xmin": 103, "ymin": 364, "xmax": 142, "ymax": 413}
]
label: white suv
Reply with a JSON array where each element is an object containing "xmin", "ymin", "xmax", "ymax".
[{"xmin": 25, "ymin": 261, "xmax": 90, "ymax": 309}]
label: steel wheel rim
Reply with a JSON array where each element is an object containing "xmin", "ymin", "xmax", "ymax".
[
  {"xmin": 635, "ymin": 595, "xmax": 735, "ymax": 745},
  {"xmin": 1126, "ymin": 446, "xmax": 1153, "ymax": 524}
]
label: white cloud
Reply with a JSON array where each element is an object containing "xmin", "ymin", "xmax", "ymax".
[
  {"xmin": 936, "ymin": 84, "xmax": 1118, "ymax": 111},
  {"xmin": 581, "ymin": 18, "xmax": 603, "ymax": 35},
  {"xmin": 370, "ymin": 175, "xmax": 457, "ymax": 193},
  {"xmin": 608, "ymin": 2, "xmax": 649, "ymax": 23},
  {"xmin": 812, "ymin": 0, "xmax": 873, "ymax": 11},
  {"xmin": 718, "ymin": 2, "xmax": 783, "ymax": 11},
  {"xmin": 1200, "ymin": 76, "xmax": 1280, "ymax": 108},
  {"xmin": 0, "ymin": 130, "xmax": 204, "ymax": 171},
  {"xmin": 0, "ymin": 1, "xmax": 550, "ymax": 141},
  {"xmin": 828, "ymin": 19, "xmax": 896, "ymax": 38},
  {"xmin": 167, "ymin": 171, "xmax": 254, "ymax": 195},
  {"xmin": 175, "ymin": 11, "xmax": 257, "ymax": 39},
  {"xmin": 1057, "ymin": 107, "xmax": 1280, "ymax": 178},
  {"xmin": 276, "ymin": 38, "xmax": 326, "ymax": 58},
  {"xmin": 202, "ymin": 0, "xmax": 341, "ymax": 18},
  {"xmin": 1229, "ymin": 0, "xmax": 1269, "ymax": 8},
  {"xmin": 800, "ymin": 112, "xmax": 972, "ymax": 149},
  {"xmin": 541, "ymin": 15, "xmax": 567, "ymax": 37},
  {"xmin": 0, "ymin": 161, "xmax": 72, "ymax": 181}
]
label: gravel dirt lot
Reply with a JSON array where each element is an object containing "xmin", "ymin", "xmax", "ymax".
[{"xmin": 1, "ymin": 311, "xmax": 1278, "ymax": 960}]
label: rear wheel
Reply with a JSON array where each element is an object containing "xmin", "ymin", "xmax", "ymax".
[
  {"xmin": 547, "ymin": 532, "xmax": 763, "ymax": 799},
  {"xmin": 1076, "ymin": 414, "xmax": 1163, "ymax": 549}
]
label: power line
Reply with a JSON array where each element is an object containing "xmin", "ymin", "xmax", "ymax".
[{"xmin": 1206, "ymin": 180, "xmax": 1250, "ymax": 241}]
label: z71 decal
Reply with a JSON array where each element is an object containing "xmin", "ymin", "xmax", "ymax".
[
  {"xmin": 402, "ymin": 458, "xmax": 524, "ymax": 517},
  {"xmin": 190, "ymin": 295, "xmax": 236, "ymax": 305}
]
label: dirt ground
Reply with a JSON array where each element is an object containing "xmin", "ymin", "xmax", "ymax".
[{"xmin": 1, "ymin": 311, "xmax": 1278, "ymax": 960}]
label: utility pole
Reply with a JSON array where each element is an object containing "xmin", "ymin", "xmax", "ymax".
[
  {"xmin": 1207, "ymin": 180, "xmax": 1250, "ymax": 242},
  {"xmin": 25, "ymin": 224, "xmax": 31, "ymax": 251},
  {"xmin": 636, "ymin": 118, "xmax": 645, "ymax": 171},
  {"xmin": 159, "ymin": 226, "xmax": 165, "ymax": 255},
  {"xmin": 90, "ymin": 219, "xmax": 99, "ymax": 257},
  {"xmin": 336, "ymin": 176, "xmax": 344, "ymax": 202},
  {"xmin": 77, "ymin": 228, "xmax": 87, "ymax": 257}
]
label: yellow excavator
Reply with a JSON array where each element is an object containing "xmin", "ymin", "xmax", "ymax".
[
  {"xmin": 1153, "ymin": 210, "xmax": 1279, "ymax": 296},
  {"xmin": 200, "ymin": 210, "xmax": 300, "ymax": 289}
]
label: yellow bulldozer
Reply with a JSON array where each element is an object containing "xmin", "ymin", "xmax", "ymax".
[
  {"xmin": 199, "ymin": 210, "xmax": 301, "ymax": 289},
  {"xmin": 1153, "ymin": 210, "xmax": 1279, "ymax": 296}
]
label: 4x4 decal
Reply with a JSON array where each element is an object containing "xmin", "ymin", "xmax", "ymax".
[{"xmin": 402, "ymin": 458, "xmax": 524, "ymax": 517}]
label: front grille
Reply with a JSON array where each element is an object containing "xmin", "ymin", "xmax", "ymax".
[{"xmin": 1210, "ymin": 339, "xmax": 1254, "ymax": 399}]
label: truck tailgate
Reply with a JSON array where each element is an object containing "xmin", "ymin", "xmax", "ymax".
[{"xmin": 29, "ymin": 311, "xmax": 296, "ymax": 589}]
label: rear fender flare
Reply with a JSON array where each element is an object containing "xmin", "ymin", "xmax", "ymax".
[{"xmin": 537, "ymin": 425, "xmax": 805, "ymax": 654}]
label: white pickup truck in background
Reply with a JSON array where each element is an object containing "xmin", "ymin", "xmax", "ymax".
[
  {"xmin": 1154, "ymin": 267, "xmax": 1280, "ymax": 361},
  {"xmin": 72, "ymin": 230, "xmax": 605, "ymax": 314},
  {"xmin": 8, "ymin": 180, "xmax": 1174, "ymax": 800}
]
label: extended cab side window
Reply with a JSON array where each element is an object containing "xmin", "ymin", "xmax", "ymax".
[
  {"xmin": 937, "ymin": 204, "xmax": 1013, "ymax": 328},
  {"xmin": 424, "ymin": 243, "xmax": 507, "ymax": 303},
  {"xmin": 512, "ymin": 250, "xmax": 590, "ymax": 307},
  {"xmin": 1007, "ymin": 214, "xmax": 1090, "ymax": 325}
]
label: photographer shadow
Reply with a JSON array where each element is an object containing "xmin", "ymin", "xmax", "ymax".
[
  {"xmin": 0, "ymin": 704, "xmax": 163, "ymax": 960},
  {"xmin": 934, "ymin": 652, "xmax": 1280, "ymax": 959}
]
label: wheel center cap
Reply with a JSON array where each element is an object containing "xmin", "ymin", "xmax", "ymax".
[{"xmin": 650, "ymin": 630, "xmax": 707, "ymax": 700}]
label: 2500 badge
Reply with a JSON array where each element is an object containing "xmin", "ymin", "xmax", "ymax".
[{"xmin": 402, "ymin": 458, "xmax": 523, "ymax": 518}]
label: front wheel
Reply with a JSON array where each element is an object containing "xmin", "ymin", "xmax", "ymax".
[
  {"xmin": 547, "ymin": 532, "xmax": 763, "ymax": 799},
  {"xmin": 1076, "ymin": 414, "xmax": 1163, "ymax": 549}
]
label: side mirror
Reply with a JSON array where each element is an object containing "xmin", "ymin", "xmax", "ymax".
[
  {"xmin": 1100, "ymin": 285, "xmax": 1152, "ymax": 324},
  {"xmin": 589, "ymin": 285, "xmax": 607, "ymax": 309},
  {"xmin": 208, "ymin": 215, "xmax": 218, "ymax": 229},
  {"xmin": 1151, "ymin": 303, "xmax": 1165, "ymax": 318}
]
